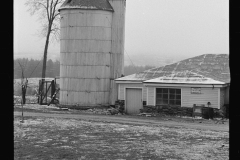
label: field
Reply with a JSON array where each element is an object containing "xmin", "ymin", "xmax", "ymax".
[
  {"xmin": 14, "ymin": 115, "xmax": 229, "ymax": 160},
  {"xmin": 14, "ymin": 78, "xmax": 229, "ymax": 159}
]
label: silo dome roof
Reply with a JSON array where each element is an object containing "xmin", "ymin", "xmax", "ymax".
[{"xmin": 59, "ymin": 0, "xmax": 114, "ymax": 12}]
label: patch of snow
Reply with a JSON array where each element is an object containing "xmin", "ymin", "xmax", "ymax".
[
  {"xmin": 59, "ymin": 145, "xmax": 74, "ymax": 149},
  {"xmin": 114, "ymin": 128, "xmax": 126, "ymax": 131},
  {"xmin": 41, "ymin": 139, "xmax": 53, "ymax": 143}
]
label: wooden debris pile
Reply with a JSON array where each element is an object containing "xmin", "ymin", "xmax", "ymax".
[
  {"xmin": 107, "ymin": 108, "xmax": 120, "ymax": 115},
  {"xmin": 55, "ymin": 100, "xmax": 125, "ymax": 115},
  {"xmin": 85, "ymin": 108, "xmax": 111, "ymax": 115},
  {"xmin": 79, "ymin": 100, "xmax": 125, "ymax": 115},
  {"xmin": 138, "ymin": 112, "xmax": 157, "ymax": 117},
  {"xmin": 213, "ymin": 108, "xmax": 226, "ymax": 118},
  {"xmin": 108, "ymin": 100, "xmax": 125, "ymax": 115}
]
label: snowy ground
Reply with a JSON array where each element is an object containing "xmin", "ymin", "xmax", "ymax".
[
  {"xmin": 14, "ymin": 102, "xmax": 229, "ymax": 126},
  {"xmin": 14, "ymin": 116, "xmax": 229, "ymax": 160}
]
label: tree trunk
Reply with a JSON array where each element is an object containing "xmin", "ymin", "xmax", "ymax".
[
  {"xmin": 41, "ymin": 30, "xmax": 51, "ymax": 79},
  {"xmin": 40, "ymin": 25, "xmax": 51, "ymax": 104}
]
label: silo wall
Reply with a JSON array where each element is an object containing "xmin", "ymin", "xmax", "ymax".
[
  {"xmin": 60, "ymin": 9, "xmax": 113, "ymax": 106},
  {"xmin": 109, "ymin": 0, "xmax": 126, "ymax": 105}
]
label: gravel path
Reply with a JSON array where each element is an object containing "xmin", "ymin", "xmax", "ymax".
[{"xmin": 14, "ymin": 111, "xmax": 228, "ymax": 132}]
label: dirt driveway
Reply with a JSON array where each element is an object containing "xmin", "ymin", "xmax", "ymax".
[{"xmin": 14, "ymin": 111, "xmax": 228, "ymax": 132}]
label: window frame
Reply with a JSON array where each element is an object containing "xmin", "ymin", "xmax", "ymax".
[{"xmin": 156, "ymin": 88, "xmax": 181, "ymax": 106}]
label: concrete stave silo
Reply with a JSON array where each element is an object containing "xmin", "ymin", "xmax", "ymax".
[
  {"xmin": 108, "ymin": 0, "xmax": 126, "ymax": 105},
  {"xmin": 59, "ymin": 0, "xmax": 126, "ymax": 107}
]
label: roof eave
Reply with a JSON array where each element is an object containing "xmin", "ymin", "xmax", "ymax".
[
  {"xmin": 59, "ymin": 6, "xmax": 114, "ymax": 12},
  {"xmin": 115, "ymin": 80, "xmax": 143, "ymax": 84},
  {"xmin": 143, "ymin": 82, "xmax": 227, "ymax": 87}
]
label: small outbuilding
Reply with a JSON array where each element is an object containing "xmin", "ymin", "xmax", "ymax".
[{"xmin": 115, "ymin": 54, "xmax": 230, "ymax": 114}]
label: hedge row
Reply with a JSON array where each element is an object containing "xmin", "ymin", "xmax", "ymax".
[
  {"xmin": 140, "ymin": 105, "xmax": 226, "ymax": 118},
  {"xmin": 140, "ymin": 105, "xmax": 193, "ymax": 117}
]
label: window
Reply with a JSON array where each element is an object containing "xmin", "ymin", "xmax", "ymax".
[{"xmin": 156, "ymin": 88, "xmax": 181, "ymax": 106}]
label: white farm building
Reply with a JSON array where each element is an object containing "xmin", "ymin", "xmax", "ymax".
[{"xmin": 115, "ymin": 54, "xmax": 230, "ymax": 114}]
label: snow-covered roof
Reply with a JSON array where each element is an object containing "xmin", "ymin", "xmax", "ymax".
[
  {"xmin": 143, "ymin": 70, "xmax": 225, "ymax": 85},
  {"xmin": 116, "ymin": 54, "xmax": 230, "ymax": 84},
  {"xmin": 115, "ymin": 73, "xmax": 149, "ymax": 82},
  {"xmin": 59, "ymin": 0, "xmax": 114, "ymax": 12}
]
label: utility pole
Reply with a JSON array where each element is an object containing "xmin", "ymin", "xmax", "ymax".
[{"xmin": 18, "ymin": 60, "xmax": 28, "ymax": 123}]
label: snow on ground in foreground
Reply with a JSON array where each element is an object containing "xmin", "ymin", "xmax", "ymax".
[{"xmin": 14, "ymin": 117, "xmax": 229, "ymax": 160}]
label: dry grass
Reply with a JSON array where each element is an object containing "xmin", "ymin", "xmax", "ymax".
[{"xmin": 14, "ymin": 116, "xmax": 228, "ymax": 160}]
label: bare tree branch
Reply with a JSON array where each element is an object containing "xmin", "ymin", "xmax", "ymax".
[
  {"xmin": 52, "ymin": 0, "xmax": 59, "ymax": 20},
  {"xmin": 50, "ymin": 0, "xmax": 54, "ymax": 21},
  {"xmin": 46, "ymin": 0, "xmax": 50, "ymax": 21},
  {"xmin": 51, "ymin": 27, "xmax": 59, "ymax": 32},
  {"xmin": 53, "ymin": 12, "xmax": 60, "ymax": 20},
  {"xmin": 25, "ymin": 0, "xmax": 63, "ymax": 80},
  {"xmin": 26, "ymin": 0, "xmax": 62, "ymax": 41}
]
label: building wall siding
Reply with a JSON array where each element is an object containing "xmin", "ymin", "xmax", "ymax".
[
  {"xmin": 143, "ymin": 86, "xmax": 147, "ymax": 101},
  {"xmin": 224, "ymin": 86, "xmax": 229, "ymax": 104},
  {"xmin": 118, "ymin": 83, "xmax": 146, "ymax": 101},
  {"xmin": 220, "ymin": 88, "xmax": 225, "ymax": 108},
  {"xmin": 146, "ymin": 86, "xmax": 220, "ymax": 109},
  {"xmin": 182, "ymin": 87, "xmax": 219, "ymax": 108},
  {"xmin": 119, "ymin": 83, "xmax": 221, "ymax": 109},
  {"xmin": 119, "ymin": 83, "xmax": 124, "ymax": 100},
  {"xmin": 147, "ymin": 87, "xmax": 155, "ymax": 105}
]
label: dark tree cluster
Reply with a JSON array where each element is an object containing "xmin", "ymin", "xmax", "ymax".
[{"xmin": 14, "ymin": 58, "xmax": 60, "ymax": 79}]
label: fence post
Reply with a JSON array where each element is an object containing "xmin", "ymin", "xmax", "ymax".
[
  {"xmin": 39, "ymin": 79, "xmax": 44, "ymax": 105},
  {"xmin": 38, "ymin": 80, "xmax": 40, "ymax": 104},
  {"xmin": 45, "ymin": 82, "xmax": 47, "ymax": 104},
  {"xmin": 51, "ymin": 80, "xmax": 55, "ymax": 98}
]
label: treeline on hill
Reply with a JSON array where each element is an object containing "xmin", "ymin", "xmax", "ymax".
[
  {"xmin": 14, "ymin": 58, "xmax": 155, "ymax": 79},
  {"xmin": 14, "ymin": 58, "xmax": 60, "ymax": 79}
]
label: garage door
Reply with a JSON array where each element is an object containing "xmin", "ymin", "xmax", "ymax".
[{"xmin": 126, "ymin": 88, "xmax": 143, "ymax": 114}]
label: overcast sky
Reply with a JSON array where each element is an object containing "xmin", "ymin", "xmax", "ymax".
[{"xmin": 14, "ymin": 0, "xmax": 229, "ymax": 66}]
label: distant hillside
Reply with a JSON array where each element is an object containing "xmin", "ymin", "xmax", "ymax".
[{"xmin": 124, "ymin": 53, "xmax": 188, "ymax": 67}]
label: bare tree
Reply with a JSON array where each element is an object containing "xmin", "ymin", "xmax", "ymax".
[{"xmin": 25, "ymin": 0, "xmax": 64, "ymax": 79}]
